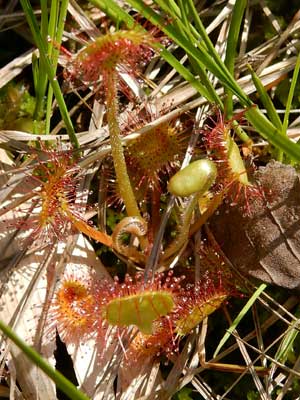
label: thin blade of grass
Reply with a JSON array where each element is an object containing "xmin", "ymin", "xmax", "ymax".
[
  {"xmin": 132, "ymin": 0, "xmax": 249, "ymax": 103},
  {"xmin": 223, "ymin": 0, "xmax": 247, "ymax": 117},
  {"xmin": 124, "ymin": 0, "xmax": 300, "ymax": 161},
  {"xmin": 89, "ymin": 0, "xmax": 136, "ymax": 28},
  {"xmin": 214, "ymin": 283, "xmax": 267, "ymax": 357},
  {"xmin": 248, "ymin": 65, "xmax": 283, "ymax": 130},
  {"xmin": 0, "ymin": 319, "xmax": 89, "ymax": 400},
  {"xmin": 92, "ymin": 0, "xmax": 220, "ymax": 103},
  {"xmin": 283, "ymin": 50, "xmax": 300, "ymax": 134},
  {"xmin": 44, "ymin": 0, "xmax": 69, "ymax": 135},
  {"xmin": 246, "ymin": 106, "xmax": 300, "ymax": 160},
  {"xmin": 19, "ymin": 0, "xmax": 79, "ymax": 149},
  {"xmin": 248, "ymin": 63, "xmax": 284, "ymax": 161},
  {"xmin": 175, "ymin": 0, "xmax": 222, "ymax": 105},
  {"xmin": 274, "ymin": 315, "xmax": 300, "ymax": 365}
]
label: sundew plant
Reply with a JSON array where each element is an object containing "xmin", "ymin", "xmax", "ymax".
[{"xmin": 0, "ymin": 1, "xmax": 300, "ymax": 399}]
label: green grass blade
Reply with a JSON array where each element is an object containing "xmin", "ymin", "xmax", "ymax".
[
  {"xmin": 152, "ymin": 0, "xmax": 182, "ymax": 21},
  {"xmin": 92, "ymin": 0, "xmax": 220, "ymax": 103},
  {"xmin": 0, "ymin": 319, "xmax": 90, "ymax": 400},
  {"xmin": 32, "ymin": 52, "xmax": 39, "ymax": 96},
  {"xmin": 93, "ymin": 0, "xmax": 300, "ymax": 161},
  {"xmin": 20, "ymin": 0, "xmax": 79, "ymax": 149},
  {"xmin": 89, "ymin": 0, "xmax": 136, "ymax": 28},
  {"xmin": 224, "ymin": 0, "xmax": 247, "ymax": 117},
  {"xmin": 246, "ymin": 106, "xmax": 300, "ymax": 160},
  {"xmin": 40, "ymin": 0, "xmax": 49, "ymax": 42},
  {"xmin": 126, "ymin": 0, "xmax": 300, "ymax": 161},
  {"xmin": 45, "ymin": 0, "xmax": 69, "ymax": 135},
  {"xmin": 214, "ymin": 284, "xmax": 267, "ymax": 357},
  {"xmin": 174, "ymin": 0, "xmax": 222, "ymax": 106},
  {"xmin": 283, "ymin": 51, "xmax": 300, "ymax": 134},
  {"xmin": 178, "ymin": 0, "xmax": 189, "ymax": 26},
  {"xmin": 159, "ymin": 49, "xmax": 217, "ymax": 103},
  {"xmin": 275, "ymin": 321, "xmax": 299, "ymax": 364},
  {"xmin": 126, "ymin": 0, "xmax": 250, "ymax": 104},
  {"xmin": 248, "ymin": 65, "xmax": 282, "ymax": 130},
  {"xmin": 33, "ymin": 0, "xmax": 48, "ymax": 122},
  {"xmin": 187, "ymin": 0, "xmax": 245, "ymax": 113},
  {"xmin": 44, "ymin": 0, "xmax": 58, "ymax": 134},
  {"xmin": 248, "ymin": 64, "xmax": 284, "ymax": 160}
]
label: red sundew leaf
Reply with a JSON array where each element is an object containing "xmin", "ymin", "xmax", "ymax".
[
  {"xmin": 51, "ymin": 275, "xmax": 97, "ymax": 341},
  {"xmin": 209, "ymin": 161, "xmax": 300, "ymax": 289},
  {"xmin": 68, "ymin": 30, "xmax": 156, "ymax": 86},
  {"xmin": 99, "ymin": 272, "xmax": 184, "ymax": 335},
  {"xmin": 175, "ymin": 294, "xmax": 228, "ymax": 336},
  {"xmin": 49, "ymin": 236, "xmax": 117, "ymax": 398}
]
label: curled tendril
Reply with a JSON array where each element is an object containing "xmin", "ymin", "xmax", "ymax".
[{"xmin": 112, "ymin": 216, "xmax": 148, "ymax": 263}]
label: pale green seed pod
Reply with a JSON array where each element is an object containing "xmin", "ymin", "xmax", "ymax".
[{"xmin": 168, "ymin": 159, "xmax": 217, "ymax": 197}]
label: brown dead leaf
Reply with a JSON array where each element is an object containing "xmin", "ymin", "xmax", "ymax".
[{"xmin": 209, "ymin": 161, "xmax": 300, "ymax": 289}]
